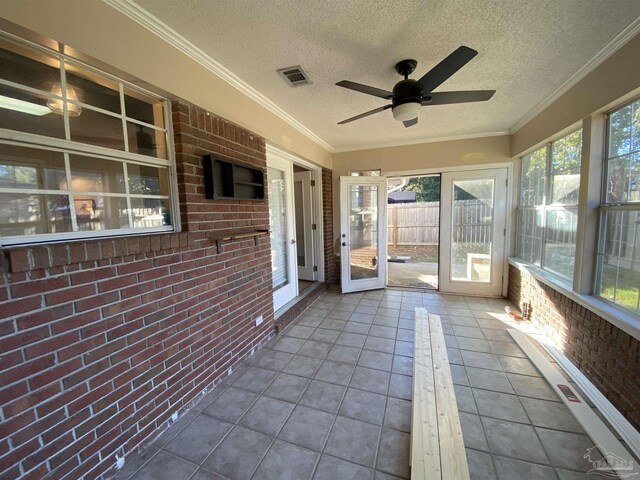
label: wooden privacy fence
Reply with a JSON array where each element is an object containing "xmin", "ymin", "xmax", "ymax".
[{"xmin": 388, "ymin": 200, "xmax": 492, "ymax": 246}]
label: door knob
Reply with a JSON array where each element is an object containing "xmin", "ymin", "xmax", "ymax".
[
  {"xmin": 291, "ymin": 239, "xmax": 296, "ymax": 244},
  {"xmin": 342, "ymin": 242, "xmax": 349, "ymax": 247}
]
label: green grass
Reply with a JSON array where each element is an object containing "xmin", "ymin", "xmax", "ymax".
[{"xmin": 599, "ymin": 265, "xmax": 640, "ymax": 313}]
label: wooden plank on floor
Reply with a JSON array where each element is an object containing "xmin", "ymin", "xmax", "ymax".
[
  {"xmin": 430, "ymin": 314, "xmax": 471, "ymax": 480},
  {"xmin": 509, "ymin": 329, "xmax": 636, "ymax": 477},
  {"xmin": 412, "ymin": 307, "xmax": 441, "ymax": 479}
]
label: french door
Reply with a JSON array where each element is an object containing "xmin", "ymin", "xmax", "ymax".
[
  {"xmin": 439, "ymin": 168, "xmax": 508, "ymax": 296},
  {"xmin": 340, "ymin": 176, "xmax": 388, "ymax": 293},
  {"xmin": 268, "ymin": 156, "xmax": 298, "ymax": 310}
]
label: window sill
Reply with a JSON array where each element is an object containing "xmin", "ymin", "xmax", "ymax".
[{"xmin": 508, "ymin": 258, "xmax": 640, "ymax": 341}]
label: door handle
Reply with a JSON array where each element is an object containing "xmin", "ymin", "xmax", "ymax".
[
  {"xmin": 291, "ymin": 239, "xmax": 296, "ymax": 244},
  {"xmin": 342, "ymin": 242, "xmax": 349, "ymax": 247}
]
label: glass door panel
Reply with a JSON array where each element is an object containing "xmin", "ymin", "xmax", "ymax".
[
  {"xmin": 440, "ymin": 169, "xmax": 508, "ymax": 296},
  {"xmin": 340, "ymin": 176, "xmax": 387, "ymax": 293},
  {"xmin": 267, "ymin": 157, "xmax": 297, "ymax": 310}
]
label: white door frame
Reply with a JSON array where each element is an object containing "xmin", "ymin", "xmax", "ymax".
[
  {"xmin": 340, "ymin": 175, "xmax": 388, "ymax": 293},
  {"xmin": 439, "ymin": 168, "xmax": 508, "ymax": 296},
  {"xmin": 294, "ymin": 170, "xmax": 315, "ymax": 281}
]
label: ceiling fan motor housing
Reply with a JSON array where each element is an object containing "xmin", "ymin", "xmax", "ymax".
[{"xmin": 392, "ymin": 79, "xmax": 423, "ymax": 107}]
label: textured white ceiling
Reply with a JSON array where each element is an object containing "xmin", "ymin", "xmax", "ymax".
[{"xmin": 133, "ymin": 0, "xmax": 639, "ymax": 151}]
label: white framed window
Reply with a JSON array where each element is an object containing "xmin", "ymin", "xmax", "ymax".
[
  {"xmin": 0, "ymin": 33, "xmax": 176, "ymax": 245},
  {"xmin": 594, "ymin": 98, "xmax": 640, "ymax": 316},
  {"xmin": 516, "ymin": 129, "xmax": 583, "ymax": 281}
]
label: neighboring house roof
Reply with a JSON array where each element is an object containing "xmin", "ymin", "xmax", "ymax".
[{"xmin": 388, "ymin": 191, "xmax": 416, "ymax": 203}]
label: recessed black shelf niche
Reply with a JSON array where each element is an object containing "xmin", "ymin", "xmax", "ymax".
[{"xmin": 203, "ymin": 154, "xmax": 265, "ymax": 200}]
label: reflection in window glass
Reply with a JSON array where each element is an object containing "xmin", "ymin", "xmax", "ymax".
[
  {"xmin": 0, "ymin": 192, "xmax": 72, "ymax": 237},
  {"xmin": 124, "ymin": 88, "xmax": 164, "ymax": 127},
  {"xmin": 69, "ymin": 155, "xmax": 125, "ymax": 194},
  {"xmin": 0, "ymin": 40, "xmax": 61, "ymax": 93},
  {"xmin": 0, "ymin": 84, "xmax": 66, "ymax": 139},
  {"xmin": 75, "ymin": 195, "xmax": 129, "ymax": 232},
  {"xmin": 127, "ymin": 164, "xmax": 168, "ymax": 196},
  {"xmin": 64, "ymin": 66, "xmax": 121, "ymax": 114},
  {"xmin": 69, "ymin": 107, "xmax": 125, "ymax": 151},
  {"xmin": 130, "ymin": 198, "xmax": 171, "ymax": 228},
  {"xmin": 0, "ymin": 145, "xmax": 66, "ymax": 190},
  {"xmin": 127, "ymin": 123, "xmax": 167, "ymax": 159}
]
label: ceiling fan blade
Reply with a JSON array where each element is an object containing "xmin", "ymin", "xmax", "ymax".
[
  {"xmin": 338, "ymin": 105, "xmax": 392, "ymax": 124},
  {"xmin": 336, "ymin": 80, "xmax": 393, "ymax": 99},
  {"xmin": 403, "ymin": 118, "xmax": 418, "ymax": 128},
  {"xmin": 416, "ymin": 46, "xmax": 478, "ymax": 93},
  {"xmin": 423, "ymin": 90, "xmax": 495, "ymax": 105}
]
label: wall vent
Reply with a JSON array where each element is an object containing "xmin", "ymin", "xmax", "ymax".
[{"xmin": 277, "ymin": 66, "xmax": 312, "ymax": 87}]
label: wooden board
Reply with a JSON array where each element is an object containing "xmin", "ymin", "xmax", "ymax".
[
  {"xmin": 412, "ymin": 308, "xmax": 441, "ymax": 479},
  {"xmin": 430, "ymin": 315, "xmax": 470, "ymax": 480},
  {"xmin": 411, "ymin": 308, "xmax": 470, "ymax": 480}
]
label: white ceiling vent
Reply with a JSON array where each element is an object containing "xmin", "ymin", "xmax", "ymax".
[{"xmin": 277, "ymin": 66, "xmax": 312, "ymax": 87}]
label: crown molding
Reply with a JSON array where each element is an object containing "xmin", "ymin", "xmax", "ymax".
[
  {"xmin": 510, "ymin": 16, "xmax": 640, "ymax": 134},
  {"xmin": 333, "ymin": 130, "xmax": 510, "ymax": 154},
  {"xmin": 103, "ymin": 0, "xmax": 335, "ymax": 152}
]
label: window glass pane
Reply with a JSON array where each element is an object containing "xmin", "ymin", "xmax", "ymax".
[
  {"xmin": 551, "ymin": 130, "xmax": 581, "ymax": 205},
  {"xmin": 451, "ymin": 179, "xmax": 494, "ymax": 283},
  {"xmin": 349, "ymin": 184, "xmax": 379, "ymax": 281},
  {"xmin": 127, "ymin": 122, "xmax": 167, "ymax": 159},
  {"xmin": 75, "ymin": 195, "xmax": 129, "ymax": 231},
  {"xmin": 520, "ymin": 146, "xmax": 546, "ymax": 206},
  {"xmin": 608, "ymin": 103, "xmax": 632, "ymax": 158},
  {"xmin": 596, "ymin": 210, "xmax": 640, "ymax": 315},
  {"xmin": 127, "ymin": 164, "xmax": 169, "ymax": 196},
  {"xmin": 268, "ymin": 167, "xmax": 289, "ymax": 291},
  {"xmin": 124, "ymin": 88, "xmax": 165, "ymax": 127},
  {"xmin": 130, "ymin": 198, "xmax": 171, "ymax": 228},
  {"xmin": 516, "ymin": 208, "xmax": 542, "ymax": 266},
  {"xmin": 0, "ymin": 39, "xmax": 61, "ymax": 93},
  {"xmin": 543, "ymin": 208, "xmax": 577, "ymax": 280},
  {"xmin": 69, "ymin": 107, "xmax": 125, "ymax": 151},
  {"xmin": 0, "ymin": 144, "xmax": 66, "ymax": 190},
  {"xmin": 64, "ymin": 64, "xmax": 121, "ymax": 114},
  {"xmin": 69, "ymin": 155, "xmax": 125, "ymax": 194},
  {"xmin": 606, "ymin": 155, "xmax": 630, "ymax": 203},
  {"xmin": 0, "ymin": 84, "xmax": 66, "ymax": 138},
  {"xmin": 0, "ymin": 192, "xmax": 72, "ymax": 237}
]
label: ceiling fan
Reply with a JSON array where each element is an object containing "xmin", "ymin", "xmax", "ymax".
[{"xmin": 336, "ymin": 46, "xmax": 495, "ymax": 128}]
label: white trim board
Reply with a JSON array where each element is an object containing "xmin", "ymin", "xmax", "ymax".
[
  {"xmin": 539, "ymin": 340, "xmax": 640, "ymax": 461},
  {"xmin": 509, "ymin": 329, "xmax": 637, "ymax": 477},
  {"xmin": 104, "ymin": 0, "xmax": 334, "ymax": 153}
]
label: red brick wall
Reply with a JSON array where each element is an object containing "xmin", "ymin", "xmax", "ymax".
[
  {"xmin": 0, "ymin": 100, "xmax": 275, "ymax": 480},
  {"xmin": 322, "ymin": 168, "xmax": 339, "ymax": 286},
  {"xmin": 508, "ymin": 264, "xmax": 640, "ymax": 431}
]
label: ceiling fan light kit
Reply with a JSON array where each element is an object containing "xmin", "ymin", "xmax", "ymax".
[{"xmin": 336, "ymin": 46, "xmax": 495, "ymax": 128}]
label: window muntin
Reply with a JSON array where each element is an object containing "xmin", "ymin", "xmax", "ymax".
[
  {"xmin": 595, "ymin": 98, "xmax": 640, "ymax": 316},
  {"xmin": 516, "ymin": 130, "xmax": 583, "ymax": 281},
  {"xmin": 0, "ymin": 34, "xmax": 174, "ymax": 244}
]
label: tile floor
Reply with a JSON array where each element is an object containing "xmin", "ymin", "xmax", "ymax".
[{"xmin": 113, "ymin": 288, "xmax": 615, "ymax": 480}]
